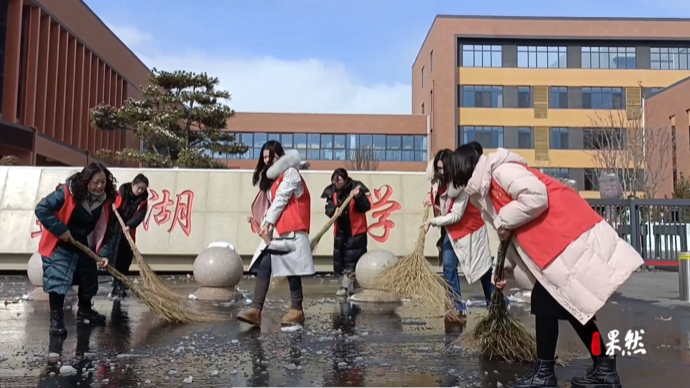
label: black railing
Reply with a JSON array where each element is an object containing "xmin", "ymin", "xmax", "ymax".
[{"xmin": 587, "ymin": 199, "xmax": 690, "ymax": 266}]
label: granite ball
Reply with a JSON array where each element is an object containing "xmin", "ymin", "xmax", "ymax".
[
  {"xmin": 193, "ymin": 245, "xmax": 243, "ymax": 288},
  {"xmin": 28, "ymin": 252, "xmax": 43, "ymax": 286},
  {"xmin": 355, "ymin": 249, "xmax": 399, "ymax": 289}
]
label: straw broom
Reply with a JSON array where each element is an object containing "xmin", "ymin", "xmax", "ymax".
[
  {"xmin": 111, "ymin": 204, "xmax": 183, "ymax": 300},
  {"xmin": 270, "ymin": 187, "xmax": 359, "ymax": 289},
  {"xmin": 451, "ymin": 240, "xmax": 536, "ymax": 362},
  {"xmin": 376, "ymin": 205, "xmax": 456, "ymax": 314},
  {"xmin": 72, "ymin": 241, "xmax": 222, "ymax": 323}
]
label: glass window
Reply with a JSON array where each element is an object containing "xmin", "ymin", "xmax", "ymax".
[
  {"xmin": 584, "ymin": 129, "xmax": 626, "ymax": 150},
  {"xmin": 462, "ymin": 126, "xmax": 504, "ymax": 148},
  {"xmin": 550, "ymin": 127, "xmax": 569, "ymax": 149},
  {"xmin": 414, "ymin": 151, "xmax": 427, "ymax": 162},
  {"xmin": 461, "ymin": 44, "xmax": 502, "ymax": 67},
  {"xmin": 518, "ymin": 87, "xmax": 532, "ymax": 108},
  {"xmin": 375, "ymin": 150, "xmax": 385, "ymax": 161},
  {"xmin": 517, "ymin": 46, "xmax": 567, "ymax": 68},
  {"xmin": 320, "ymin": 149, "xmax": 333, "ymax": 160},
  {"xmin": 281, "ymin": 134, "xmax": 293, "ymax": 148},
  {"xmin": 321, "ymin": 134, "xmax": 333, "ymax": 148},
  {"xmin": 307, "ymin": 150, "xmax": 319, "ymax": 160},
  {"xmin": 651, "ymin": 47, "xmax": 690, "ymax": 70},
  {"xmin": 517, "ymin": 127, "xmax": 533, "ymax": 149},
  {"xmin": 360, "ymin": 135, "xmax": 372, "ymax": 148},
  {"xmin": 584, "ymin": 169, "xmax": 598, "ymax": 191},
  {"xmin": 334, "ymin": 149, "xmax": 346, "ymax": 160},
  {"xmin": 294, "ymin": 134, "xmax": 307, "ymax": 149},
  {"xmin": 308, "ymin": 134, "xmax": 320, "ymax": 149},
  {"xmin": 334, "ymin": 134, "xmax": 346, "ymax": 148},
  {"xmin": 461, "ymin": 85, "xmax": 503, "ymax": 108},
  {"xmin": 582, "ymin": 47, "xmax": 636, "ymax": 69},
  {"xmin": 582, "ymin": 87, "xmax": 624, "ymax": 109},
  {"xmin": 268, "ymin": 133, "xmax": 280, "ymax": 141},
  {"xmin": 402, "ymin": 150, "xmax": 414, "ymax": 161},
  {"xmin": 298, "ymin": 149, "xmax": 307, "ymax": 160},
  {"xmin": 253, "ymin": 132, "xmax": 267, "ymax": 148},
  {"xmin": 541, "ymin": 168, "xmax": 570, "ymax": 179},
  {"xmin": 549, "ymin": 87, "xmax": 568, "ymax": 109},
  {"xmin": 387, "ymin": 135, "xmax": 401, "ymax": 150},
  {"xmin": 386, "ymin": 150, "xmax": 402, "ymax": 161},
  {"xmin": 372, "ymin": 135, "xmax": 386, "ymax": 149},
  {"xmin": 415, "ymin": 135, "xmax": 427, "ymax": 152},
  {"xmin": 403, "ymin": 135, "xmax": 414, "ymax": 150}
]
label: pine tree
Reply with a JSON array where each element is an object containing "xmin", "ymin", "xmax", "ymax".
[{"xmin": 90, "ymin": 69, "xmax": 247, "ymax": 168}]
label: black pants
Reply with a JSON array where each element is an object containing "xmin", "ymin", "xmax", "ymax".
[
  {"xmin": 49, "ymin": 286, "xmax": 93, "ymax": 311},
  {"xmin": 251, "ymin": 253, "xmax": 303, "ymax": 310},
  {"xmin": 113, "ymin": 238, "xmax": 134, "ymax": 289}
]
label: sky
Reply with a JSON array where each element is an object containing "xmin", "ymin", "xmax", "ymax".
[{"xmin": 84, "ymin": 0, "xmax": 690, "ymax": 115}]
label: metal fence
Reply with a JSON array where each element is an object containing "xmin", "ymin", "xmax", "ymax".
[{"xmin": 587, "ymin": 199, "xmax": 690, "ymax": 267}]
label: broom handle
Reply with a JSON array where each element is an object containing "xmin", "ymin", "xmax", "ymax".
[
  {"xmin": 111, "ymin": 204, "xmax": 146, "ymax": 264},
  {"xmin": 310, "ymin": 186, "xmax": 359, "ymax": 241},
  {"xmin": 73, "ymin": 240, "xmax": 106, "ymax": 264},
  {"xmin": 493, "ymin": 240, "xmax": 510, "ymax": 282},
  {"xmin": 414, "ymin": 205, "xmax": 432, "ymax": 253}
]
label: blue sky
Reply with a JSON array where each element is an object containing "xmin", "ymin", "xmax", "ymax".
[{"xmin": 85, "ymin": 0, "xmax": 689, "ymax": 114}]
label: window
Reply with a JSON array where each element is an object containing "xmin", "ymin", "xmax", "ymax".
[
  {"xmin": 582, "ymin": 87, "xmax": 623, "ymax": 109},
  {"xmin": 584, "ymin": 169, "xmax": 599, "ymax": 191},
  {"xmin": 421, "ymin": 102, "xmax": 424, "ymax": 114},
  {"xmin": 462, "ymin": 126, "xmax": 504, "ymax": 148},
  {"xmin": 430, "ymin": 50, "xmax": 433, "ymax": 72},
  {"xmin": 0, "ymin": 0, "xmax": 9, "ymax": 108},
  {"xmin": 550, "ymin": 127, "xmax": 569, "ymax": 149},
  {"xmin": 584, "ymin": 129, "xmax": 626, "ymax": 150},
  {"xmin": 517, "ymin": 127, "xmax": 533, "ymax": 149},
  {"xmin": 461, "ymin": 44, "xmax": 502, "ymax": 67},
  {"xmin": 541, "ymin": 168, "xmax": 570, "ymax": 180},
  {"xmin": 651, "ymin": 47, "xmax": 690, "ymax": 70},
  {"xmin": 517, "ymin": 87, "xmax": 532, "ymax": 108},
  {"xmin": 421, "ymin": 66, "xmax": 425, "ymax": 88},
  {"xmin": 646, "ymin": 87, "xmax": 663, "ymax": 97},
  {"xmin": 581, "ymin": 47, "xmax": 636, "ymax": 69},
  {"xmin": 517, "ymin": 46, "xmax": 567, "ymax": 68},
  {"xmin": 461, "ymin": 85, "xmax": 503, "ymax": 108},
  {"xmin": 550, "ymin": 87, "xmax": 568, "ymax": 109}
]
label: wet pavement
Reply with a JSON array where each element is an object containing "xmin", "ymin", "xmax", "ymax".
[{"xmin": 1, "ymin": 272, "xmax": 689, "ymax": 387}]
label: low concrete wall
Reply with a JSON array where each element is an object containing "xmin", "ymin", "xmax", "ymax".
[{"xmin": 0, "ymin": 166, "xmax": 499, "ymax": 272}]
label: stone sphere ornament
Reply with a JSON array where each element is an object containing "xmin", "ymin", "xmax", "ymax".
[
  {"xmin": 350, "ymin": 249, "xmax": 402, "ymax": 303},
  {"xmin": 27, "ymin": 252, "xmax": 49, "ymax": 300},
  {"xmin": 191, "ymin": 243, "xmax": 243, "ymax": 301}
]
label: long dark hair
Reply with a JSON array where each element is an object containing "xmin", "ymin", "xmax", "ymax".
[
  {"xmin": 432, "ymin": 149, "xmax": 453, "ymax": 186},
  {"xmin": 449, "ymin": 141, "xmax": 483, "ymax": 188},
  {"xmin": 331, "ymin": 168, "xmax": 350, "ymax": 183},
  {"xmin": 69, "ymin": 162, "xmax": 118, "ymax": 202},
  {"xmin": 252, "ymin": 140, "xmax": 285, "ymax": 192}
]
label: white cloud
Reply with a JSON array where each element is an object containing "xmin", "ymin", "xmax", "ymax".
[{"xmin": 105, "ymin": 22, "xmax": 411, "ymax": 114}]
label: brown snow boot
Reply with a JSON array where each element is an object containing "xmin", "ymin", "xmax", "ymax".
[
  {"xmin": 281, "ymin": 307, "xmax": 305, "ymax": 325},
  {"xmin": 236, "ymin": 307, "xmax": 262, "ymax": 326}
]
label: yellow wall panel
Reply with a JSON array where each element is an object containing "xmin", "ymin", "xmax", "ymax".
[
  {"xmin": 459, "ymin": 108, "xmax": 629, "ymax": 127},
  {"xmin": 458, "ymin": 67, "xmax": 690, "ymax": 88},
  {"xmin": 482, "ymin": 148, "xmax": 627, "ymax": 169}
]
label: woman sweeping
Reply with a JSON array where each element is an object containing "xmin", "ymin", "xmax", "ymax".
[
  {"xmin": 237, "ymin": 140, "xmax": 315, "ymax": 327},
  {"xmin": 448, "ymin": 143, "xmax": 643, "ymax": 388},
  {"xmin": 110, "ymin": 174, "xmax": 149, "ymax": 299},
  {"xmin": 421, "ymin": 148, "xmax": 493, "ymax": 326},
  {"xmin": 35, "ymin": 162, "xmax": 117, "ymax": 336},
  {"xmin": 321, "ymin": 168, "xmax": 370, "ymax": 297}
]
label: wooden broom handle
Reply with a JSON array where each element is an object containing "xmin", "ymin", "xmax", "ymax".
[
  {"xmin": 112, "ymin": 203, "xmax": 139, "ymax": 251},
  {"xmin": 72, "ymin": 240, "xmax": 107, "ymax": 264}
]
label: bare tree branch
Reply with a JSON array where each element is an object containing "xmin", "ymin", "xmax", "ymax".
[{"xmin": 345, "ymin": 145, "xmax": 379, "ymax": 171}]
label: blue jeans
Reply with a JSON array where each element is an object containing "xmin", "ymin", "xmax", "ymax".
[{"xmin": 442, "ymin": 236, "xmax": 466, "ymax": 313}]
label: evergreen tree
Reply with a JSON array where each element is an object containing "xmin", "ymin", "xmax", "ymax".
[{"xmin": 90, "ymin": 69, "xmax": 247, "ymax": 168}]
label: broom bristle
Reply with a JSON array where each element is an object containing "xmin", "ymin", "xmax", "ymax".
[
  {"xmin": 375, "ymin": 205, "xmax": 456, "ymax": 314},
  {"xmin": 74, "ymin": 241, "xmax": 223, "ymax": 323},
  {"xmin": 449, "ymin": 241, "xmax": 537, "ymax": 363}
]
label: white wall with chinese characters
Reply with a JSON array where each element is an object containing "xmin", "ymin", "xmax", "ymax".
[{"xmin": 0, "ymin": 166, "xmax": 500, "ymax": 271}]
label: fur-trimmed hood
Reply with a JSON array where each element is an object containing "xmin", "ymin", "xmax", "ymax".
[{"xmin": 266, "ymin": 149, "xmax": 302, "ymax": 180}]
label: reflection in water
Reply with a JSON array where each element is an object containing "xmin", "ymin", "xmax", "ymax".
[
  {"xmin": 325, "ymin": 301, "xmax": 365, "ymax": 387},
  {"xmin": 239, "ymin": 329, "xmax": 270, "ymax": 387},
  {"xmin": 38, "ymin": 324, "xmax": 95, "ymax": 388}
]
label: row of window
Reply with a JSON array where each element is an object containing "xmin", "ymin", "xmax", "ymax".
[
  {"xmin": 218, "ymin": 133, "xmax": 428, "ymax": 162},
  {"xmin": 460, "ymin": 85, "xmax": 627, "ymax": 110},
  {"xmin": 538, "ymin": 168, "xmax": 640, "ymax": 191},
  {"xmin": 461, "ymin": 44, "xmax": 690, "ymax": 70},
  {"xmin": 460, "ymin": 126, "xmax": 625, "ymax": 150}
]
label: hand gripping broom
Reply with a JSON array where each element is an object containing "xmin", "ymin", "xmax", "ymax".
[
  {"xmin": 72, "ymin": 241, "xmax": 222, "ymax": 323},
  {"xmin": 375, "ymin": 205, "xmax": 456, "ymax": 314},
  {"xmin": 270, "ymin": 187, "xmax": 359, "ymax": 289},
  {"xmin": 451, "ymin": 240, "xmax": 537, "ymax": 362},
  {"xmin": 111, "ymin": 204, "xmax": 182, "ymax": 301}
]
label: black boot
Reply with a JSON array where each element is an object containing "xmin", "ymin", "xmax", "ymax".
[
  {"xmin": 571, "ymin": 356, "xmax": 622, "ymax": 388},
  {"xmin": 50, "ymin": 310, "xmax": 67, "ymax": 336},
  {"xmin": 111, "ymin": 282, "xmax": 127, "ymax": 299},
  {"xmin": 77, "ymin": 302, "xmax": 106, "ymax": 324},
  {"xmin": 507, "ymin": 359, "xmax": 558, "ymax": 388}
]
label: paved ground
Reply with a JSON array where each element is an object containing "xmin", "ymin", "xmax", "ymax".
[{"xmin": 0, "ymin": 271, "xmax": 689, "ymax": 387}]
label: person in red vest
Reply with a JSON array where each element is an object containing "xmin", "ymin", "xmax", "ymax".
[
  {"xmin": 110, "ymin": 173, "xmax": 149, "ymax": 299},
  {"xmin": 321, "ymin": 168, "xmax": 371, "ymax": 297},
  {"xmin": 238, "ymin": 140, "xmax": 315, "ymax": 327},
  {"xmin": 420, "ymin": 148, "xmax": 493, "ymax": 326},
  {"xmin": 34, "ymin": 163, "xmax": 117, "ymax": 336},
  {"xmin": 449, "ymin": 143, "xmax": 643, "ymax": 388}
]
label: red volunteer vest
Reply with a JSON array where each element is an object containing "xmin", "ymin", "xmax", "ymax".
[
  {"xmin": 332, "ymin": 192, "xmax": 368, "ymax": 236},
  {"xmin": 270, "ymin": 170, "xmax": 311, "ymax": 235},
  {"xmin": 489, "ymin": 163, "xmax": 603, "ymax": 270},
  {"xmin": 38, "ymin": 184, "xmax": 112, "ymax": 257},
  {"xmin": 430, "ymin": 184, "xmax": 485, "ymax": 240},
  {"xmin": 114, "ymin": 195, "xmax": 147, "ymax": 241}
]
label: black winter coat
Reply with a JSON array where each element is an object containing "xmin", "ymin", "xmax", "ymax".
[
  {"xmin": 321, "ymin": 180, "xmax": 371, "ymax": 275},
  {"xmin": 111, "ymin": 183, "xmax": 148, "ymax": 270}
]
